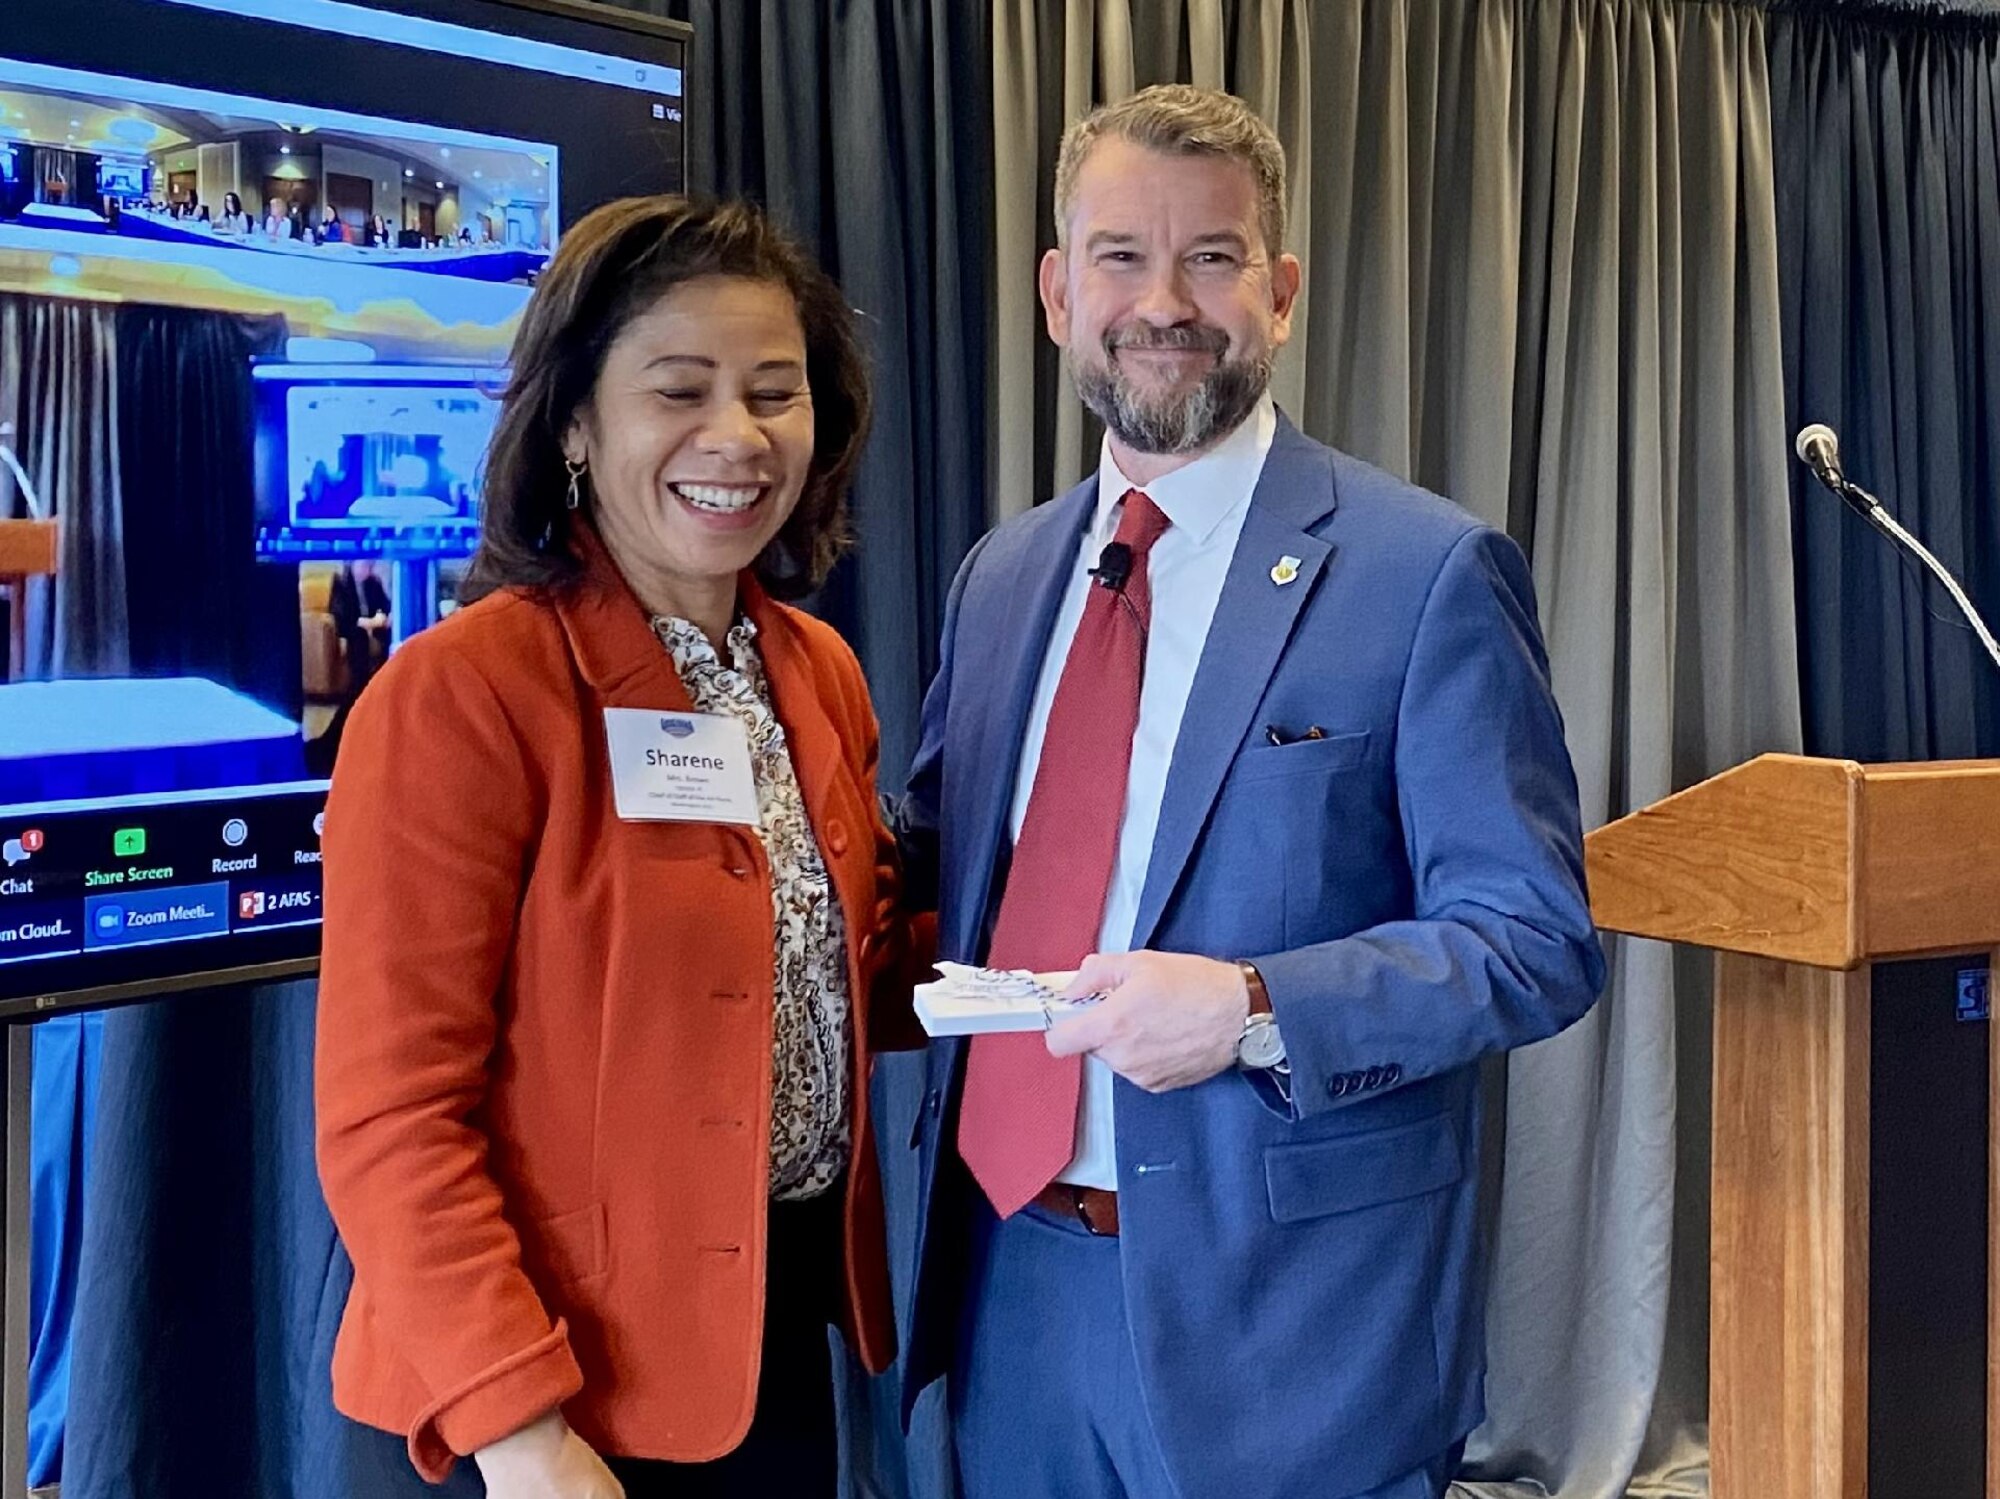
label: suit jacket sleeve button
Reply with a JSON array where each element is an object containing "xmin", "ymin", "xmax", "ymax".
[
  {"xmin": 1383, "ymin": 1064, "xmax": 1402, "ymax": 1086},
  {"xmin": 826, "ymin": 820, "xmax": 849, "ymax": 856},
  {"xmin": 1328, "ymin": 1075, "xmax": 1348, "ymax": 1098},
  {"xmin": 1362, "ymin": 1066, "xmax": 1383, "ymax": 1089}
]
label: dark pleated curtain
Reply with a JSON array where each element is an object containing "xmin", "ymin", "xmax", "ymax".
[
  {"xmin": 624, "ymin": 0, "xmax": 993, "ymax": 781},
  {"xmin": 113, "ymin": 304, "xmax": 298, "ymax": 719},
  {"xmin": 1771, "ymin": 5, "xmax": 2000, "ymax": 759}
]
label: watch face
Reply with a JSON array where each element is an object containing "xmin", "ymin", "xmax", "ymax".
[{"xmin": 1239, "ymin": 1018, "xmax": 1285, "ymax": 1070}]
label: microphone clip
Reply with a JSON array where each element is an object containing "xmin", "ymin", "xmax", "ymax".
[{"xmin": 1090, "ymin": 541, "xmax": 1133, "ymax": 592}]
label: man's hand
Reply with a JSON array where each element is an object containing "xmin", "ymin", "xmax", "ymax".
[
  {"xmin": 474, "ymin": 1410, "xmax": 626, "ymax": 1499},
  {"xmin": 1044, "ymin": 950, "xmax": 1248, "ymax": 1091}
]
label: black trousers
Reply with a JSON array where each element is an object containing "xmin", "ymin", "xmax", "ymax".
[
  {"xmin": 343, "ymin": 1188, "xmax": 842, "ymax": 1496},
  {"xmin": 607, "ymin": 1186, "xmax": 841, "ymax": 1496}
]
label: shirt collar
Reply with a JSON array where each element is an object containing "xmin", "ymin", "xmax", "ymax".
[
  {"xmin": 653, "ymin": 612, "xmax": 759, "ymax": 674},
  {"xmin": 1093, "ymin": 394, "xmax": 1278, "ymax": 546}
]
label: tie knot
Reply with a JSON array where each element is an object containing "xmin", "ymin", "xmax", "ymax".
[{"xmin": 1113, "ymin": 490, "xmax": 1170, "ymax": 556}]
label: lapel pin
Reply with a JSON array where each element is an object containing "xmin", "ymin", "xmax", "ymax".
[{"xmin": 1270, "ymin": 555, "xmax": 1301, "ymax": 586}]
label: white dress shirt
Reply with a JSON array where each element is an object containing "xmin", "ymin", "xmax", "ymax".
[{"xmin": 1006, "ymin": 397, "xmax": 1278, "ymax": 1189}]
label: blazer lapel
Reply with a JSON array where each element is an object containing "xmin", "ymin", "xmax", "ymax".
[
  {"xmin": 549, "ymin": 527, "xmax": 697, "ymax": 714},
  {"xmin": 746, "ymin": 580, "xmax": 843, "ymax": 848},
  {"xmin": 747, "ymin": 583, "xmax": 890, "ymax": 1048},
  {"xmin": 551, "ymin": 533, "xmax": 840, "ymax": 822},
  {"xmin": 943, "ymin": 480, "xmax": 1097, "ymax": 961},
  {"xmin": 1130, "ymin": 419, "xmax": 1340, "ymax": 950}
]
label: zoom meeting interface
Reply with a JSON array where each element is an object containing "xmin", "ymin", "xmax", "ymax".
[{"xmin": 0, "ymin": 784, "xmax": 328, "ymax": 1004}]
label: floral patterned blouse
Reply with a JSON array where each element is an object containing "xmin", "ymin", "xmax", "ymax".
[{"xmin": 654, "ymin": 613, "xmax": 852, "ymax": 1201}]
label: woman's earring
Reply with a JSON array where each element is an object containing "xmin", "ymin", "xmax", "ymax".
[{"xmin": 564, "ymin": 456, "xmax": 586, "ymax": 511}]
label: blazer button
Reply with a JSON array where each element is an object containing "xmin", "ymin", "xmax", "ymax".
[
  {"xmin": 1362, "ymin": 1066, "xmax": 1383, "ymax": 1090},
  {"xmin": 1383, "ymin": 1064, "xmax": 1402, "ymax": 1086},
  {"xmin": 826, "ymin": 820, "xmax": 849, "ymax": 856},
  {"xmin": 1328, "ymin": 1074, "xmax": 1348, "ymax": 1098},
  {"xmin": 727, "ymin": 865, "xmax": 751, "ymax": 880},
  {"xmin": 924, "ymin": 1088, "xmax": 941, "ymax": 1116}
]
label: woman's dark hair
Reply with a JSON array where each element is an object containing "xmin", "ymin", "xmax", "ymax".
[{"xmin": 462, "ymin": 195, "xmax": 871, "ymax": 604}]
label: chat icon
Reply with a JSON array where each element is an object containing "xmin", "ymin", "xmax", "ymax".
[{"xmin": 2, "ymin": 839, "xmax": 25, "ymax": 867}]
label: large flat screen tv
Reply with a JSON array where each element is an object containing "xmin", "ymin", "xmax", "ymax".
[{"xmin": 0, "ymin": 0, "xmax": 692, "ymax": 1010}]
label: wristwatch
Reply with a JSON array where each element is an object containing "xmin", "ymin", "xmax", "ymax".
[{"xmin": 1235, "ymin": 961, "xmax": 1286, "ymax": 1071}]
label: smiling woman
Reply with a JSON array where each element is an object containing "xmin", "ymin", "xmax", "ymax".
[
  {"xmin": 560, "ymin": 274, "xmax": 820, "ymax": 646},
  {"xmin": 464, "ymin": 195, "xmax": 870, "ymax": 627},
  {"xmin": 314, "ymin": 193, "xmax": 913, "ymax": 1499}
]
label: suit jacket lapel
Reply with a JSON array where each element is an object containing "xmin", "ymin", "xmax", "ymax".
[
  {"xmin": 944, "ymin": 480, "xmax": 1097, "ymax": 961},
  {"xmin": 1130, "ymin": 418, "xmax": 1340, "ymax": 950}
]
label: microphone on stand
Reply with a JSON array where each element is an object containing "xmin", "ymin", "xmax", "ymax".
[
  {"xmin": 1794, "ymin": 423, "xmax": 1880, "ymax": 523},
  {"xmin": 1793, "ymin": 422, "xmax": 1842, "ymax": 486},
  {"xmin": 1794, "ymin": 423, "xmax": 2000, "ymax": 671}
]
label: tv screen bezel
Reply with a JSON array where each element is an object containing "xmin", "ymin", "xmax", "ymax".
[{"xmin": 360, "ymin": 0, "xmax": 708, "ymax": 196}]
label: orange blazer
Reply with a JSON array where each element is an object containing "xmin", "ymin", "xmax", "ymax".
[{"xmin": 315, "ymin": 541, "xmax": 912, "ymax": 1481}]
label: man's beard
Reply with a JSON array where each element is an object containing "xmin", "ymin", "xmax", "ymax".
[{"xmin": 1071, "ymin": 322, "xmax": 1272, "ymax": 455}]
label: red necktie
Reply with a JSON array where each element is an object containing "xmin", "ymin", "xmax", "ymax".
[{"xmin": 957, "ymin": 490, "xmax": 1171, "ymax": 1217}]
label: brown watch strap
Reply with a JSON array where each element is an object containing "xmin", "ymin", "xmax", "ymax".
[{"xmin": 1238, "ymin": 960, "xmax": 1272, "ymax": 1016}]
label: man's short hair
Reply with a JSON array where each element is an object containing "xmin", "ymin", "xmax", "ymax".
[{"xmin": 1054, "ymin": 84, "xmax": 1287, "ymax": 257}]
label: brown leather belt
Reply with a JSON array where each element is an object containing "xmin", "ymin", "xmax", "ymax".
[{"xmin": 1030, "ymin": 1181, "xmax": 1120, "ymax": 1236}]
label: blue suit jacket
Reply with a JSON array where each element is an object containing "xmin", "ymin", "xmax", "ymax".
[{"xmin": 898, "ymin": 417, "xmax": 1605, "ymax": 1499}]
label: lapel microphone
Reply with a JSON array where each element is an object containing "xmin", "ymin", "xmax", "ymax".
[{"xmin": 1090, "ymin": 541, "xmax": 1133, "ymax": 592}]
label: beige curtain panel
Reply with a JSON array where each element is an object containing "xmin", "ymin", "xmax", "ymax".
[{"xmin": 0, "ymin": 294, "xmax": 128, "ymax": 680}]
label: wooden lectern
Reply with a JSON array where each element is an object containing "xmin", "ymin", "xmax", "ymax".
[
  {"xmin": 0, "ymin": 518, "xmax": 56, "ymax": 682},
  {"xmin": 1587, "ymin": 754, "xmax": 2000, "ymax": 1499}
]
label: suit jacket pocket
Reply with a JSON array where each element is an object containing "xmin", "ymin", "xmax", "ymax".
[
  {"xmin": 1263, "ymin": 1111, "xmax": 1463, "ymax": 1225},
  {"xmin": 1233, "ymin": 729, "xmax": 1371, "ymax": 784},
  {"xmin": 527, "ymin": 1201, "xmax": 608, "ymax": 1287}
]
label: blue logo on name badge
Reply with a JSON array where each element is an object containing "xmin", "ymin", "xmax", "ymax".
[{"xmin": 660, "ymin": 717, "xmax": 695, "ymax": 738}]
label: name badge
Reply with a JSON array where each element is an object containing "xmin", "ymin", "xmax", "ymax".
[{"xmin": 603, "ymin": 708, "xmax": 758, "ymax": 825}]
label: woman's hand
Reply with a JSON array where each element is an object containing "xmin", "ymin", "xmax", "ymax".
[{"xmin": 474, "ymin": 1411, "xmax": 626, "ymax": 1499}]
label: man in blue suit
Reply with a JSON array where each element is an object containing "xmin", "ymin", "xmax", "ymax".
[{"xmin": 898, "ymin": 84, "xmax": 1604, "ymax": 1499}]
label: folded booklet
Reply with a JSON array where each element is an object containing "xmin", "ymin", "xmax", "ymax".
[{"xmin": 913, "ymin": 961, "xmax": 1103, "ymax": 1037}]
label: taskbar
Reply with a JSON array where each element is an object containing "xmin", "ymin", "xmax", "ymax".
[{"xmin": 0, "ymin": 782, "xmax": 329, "ymax": 1008}]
